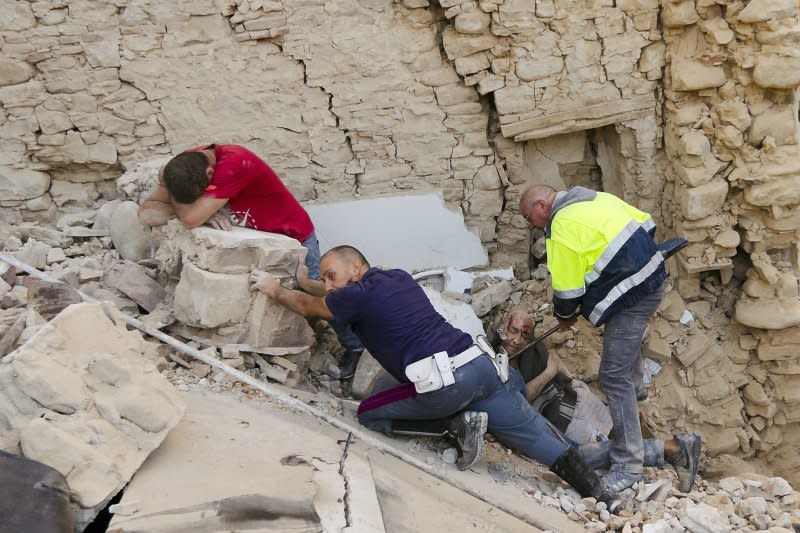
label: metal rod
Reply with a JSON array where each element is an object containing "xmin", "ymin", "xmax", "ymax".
[
  {"xmin": 509, "ymin": 324, "xmax": 561, "ymax": 360},
  {"xmin": 0, "ymin": 252, "xmax": 562, "ymax": 531}
]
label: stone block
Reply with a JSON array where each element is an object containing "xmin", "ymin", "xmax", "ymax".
[
  {"xmin": 643, "ymin": 334, "xmax": 672, "ymax": 363},
  {"xmin": 454, "ymin": 8, "xmax": 490, "ymax": 35},
  {"xmin": 735, "ymin": 298, "xmax": 800, "ymax": 330},
  {"xmin": 173, "ymin": 262, "xmax": 251, "ymax": 329},
  {"xmin": 748, "ymin": 105, "xmax": 797, "ymax": 146},
  {"xmin": 617, "ymin": 0, "xmax": 659, "ymax": 9},
  {"xmin": 454, "ymin": 52, "xmax": 490, "ymax": 76},
  {"xmin": 351, "ymin": 350, "xmax": 385, "ymax": 399},
  {"xmin": 678, "ymin": 178, "xmax": 728, "ymax": 220},
  {"xmin": 434, "ymin": 83, "xmax": 480, "ymax": 106},
  {"xmin": 737, "ymin": 0, "xmax": 797, "ymax": 23},
  {"xmin": 104, "ymin": 262, "xmax": 166, "ymax": 313},
  {"xmin": 0, "ymin": 58, "xmax": 34, "ymax": 87},
  {"xmin": 662, "ymin": 1, "xmax": 699, "ymax": 27},
  {"xmin": 753, "ymin": 54, "xmax": 800, "ymax": 89},
  {"xmin": 744, "ymin": 175, "xmax": 800, "ymax": 207},
  {"xmin": 0, "ymin": 303, "xmax": 183, "ymax": 528},
  {"xmin": 679, "ymin": 130, "xmax": 711, "ymax": 168},
  {"xmin": 0, "ymin": 167, "xmax": 51, "ymax": 202},
  {"xmin": 109, "ymin": 201, "xmax": 152, "ymax": 262},
  {"xmin": 470, "ymin": 280, "xmax": 512, "ymax": 316},
  {"xmin": 174, "ymin": 226, "xmax": 307, "ymax": 276},
  {"xmin": 675, "ymin": 331, "xmax": 712, "ymax": 367},
  {"xmin": 516, "ymin": 56, "xmax": 563, "ymax": 81},
  {"xmin": 671, "ymin": 60, "xmax": 726, "ymax": 91},
  {"xmin": 442, "ymin": 26, "xmax": 496, "ymax": 59}
]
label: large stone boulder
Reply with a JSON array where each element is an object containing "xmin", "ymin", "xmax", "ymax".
[
  {"xmin": 166, "ymin": 225, "xmax": 315, "ymax": 350},
  {"xmin": 0, "ymin": 303, "xmax": 184, "ymax": 529}
]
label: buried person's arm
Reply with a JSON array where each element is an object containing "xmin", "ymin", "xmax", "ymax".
[{"xmin": 250, "ymin": 269, "xmax": 334, "ymax": 320}]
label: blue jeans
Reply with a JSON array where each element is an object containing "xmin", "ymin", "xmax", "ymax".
[
  {"xmin": 577, "ymin": 438, "xmax": 664, "ymax": 471},
  {"xmin": 301, "ymin": 232, "xmax": 363, "ymax": 352},
  {"xmin": 599, "ymin": 284, "xmax": 664, "ymax": 475},
  {"xmin": 358, "ymin": 359, "xmax": 570, "ymax": 467}
]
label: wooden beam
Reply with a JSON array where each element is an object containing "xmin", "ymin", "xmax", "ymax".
[{"xmin": 500, "ymin": 93, "xmax": 655, "ymax": 140}]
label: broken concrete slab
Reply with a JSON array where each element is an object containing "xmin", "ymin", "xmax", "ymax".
[
  {"xmin": 0, "ymin": 303, "xmax": 184, "ymax": 530},
  {"xmin": 306, "ymin": 193, "xmax": 488, "ymax": 272},
  {"xmin": 108, "ymin": 391, "xmax": 382, "ymax": 532},
  {"xmin": 104, "ymin": 262, "xmax": 166, "ymax": 313}
]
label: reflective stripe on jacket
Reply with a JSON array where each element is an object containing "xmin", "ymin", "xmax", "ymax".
[{"xmin": 544, "ymin": 187, "xmax": 666, "ymax": 326}]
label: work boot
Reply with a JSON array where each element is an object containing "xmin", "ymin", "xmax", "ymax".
[
  {"xmin": 602, "ymin": 469, "xmax": 642, "ymax": 493},
  {"xmin": 667, "ymin": 432, "xmax": 702, "ymax": 493},
  {"xmin": 446, "ymin": 411, "xmax": 488, "ymax": 471},
  {"xmin": 550, "ymin": 447, "xmax": 623, "ymax": 513},
  {"xmin": 326, "ymin": 349, "xmax": 362, "ymax": 380},
  {"xmin": 392, "ymin": 412, "xmax": 488, "ymax": 471}
]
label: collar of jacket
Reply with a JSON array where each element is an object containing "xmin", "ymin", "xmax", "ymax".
[{"xmin": 544, "ymin": 186, "xmax": 597, "ymax": 238}]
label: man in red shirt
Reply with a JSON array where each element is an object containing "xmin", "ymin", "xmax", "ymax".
[{"xmin": 138, "ymin": 144, "xmax": 364, "ymax": 372}]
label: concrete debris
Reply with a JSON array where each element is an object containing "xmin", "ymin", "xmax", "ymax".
[
  {"xmin": 105, "ymin": 261, "xmax": 166, "ymax": 313},
  {"xmin": 0, "ymin": 303, "xmax": 184, "ymax": 529}
]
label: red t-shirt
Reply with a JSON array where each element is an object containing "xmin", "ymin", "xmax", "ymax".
[{"xmin": 190, "ymin": 144, "xmax": 314, "ymax": 242}]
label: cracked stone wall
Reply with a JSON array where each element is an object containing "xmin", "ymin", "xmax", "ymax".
[
  {"xmin": 654, "ymin": 0, "xmax": 800, "ymax": 486},
  {"xmin": 0, "ymin": 0, "xmax": 666, "ymax": 265}
]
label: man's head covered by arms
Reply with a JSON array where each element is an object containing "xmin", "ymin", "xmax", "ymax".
[{"xmin": 162, "ymin": 152, "xmax": 213, "ymax": 204}]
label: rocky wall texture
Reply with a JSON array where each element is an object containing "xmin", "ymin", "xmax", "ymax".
[
  {"xmin": 655, "ymin": 0, "xmax": 800, "ymax": 485},
  {"xmin": 0, "ymin": 0, "xmax": 667, "ymax": 263}
]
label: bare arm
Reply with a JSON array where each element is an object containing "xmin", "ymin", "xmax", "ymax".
[
  {"xmin": 171, "ymin": 196, "xmax": 229, "ymax": 229},
  {"xmin": 137, "ymin": 167, "xmax": 230, "ymax": 229},
  {"xmin": 525, "ymin": 350, "xmax": 560, "ymax": 402},
  {"xmin": 250, "ymin": 270, "xmax": 334, "ymax": 319},
  {"xmin": 295, "ymin": 263, "xmax": 325, "ymax": 297},
  {"xmin": 138, "ymin": 178, "xmax": 175, "ymax": 227}
]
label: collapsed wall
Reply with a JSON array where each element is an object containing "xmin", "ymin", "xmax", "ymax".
[{"xmin": 2, "ymin": 0, "xmax": 800, "ymax": 486}]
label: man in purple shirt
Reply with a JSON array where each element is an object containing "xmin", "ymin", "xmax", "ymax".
[{"xmin": 251, "ymin": 245, "xmax": 620, "ymax": 505}]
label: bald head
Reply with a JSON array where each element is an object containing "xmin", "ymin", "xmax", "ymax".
[
  {"xmin": 319, "ymin": 245, "xmax": 370, "ymax": 293},
  {"xmin": 519, "ymin": 184, "xmax": 557, "ymax": 230}
]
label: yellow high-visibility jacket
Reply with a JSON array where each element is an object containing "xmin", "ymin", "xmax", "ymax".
[{"xmin": 545, "ymin": 187, "xmax": 665, "ymax": 326}]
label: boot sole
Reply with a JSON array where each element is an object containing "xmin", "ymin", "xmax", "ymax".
[
  {"xmin": 457, "ymin": 412, "xmax": 488, "ymax": 471},
  {"xmin": 677, "ymin": 434, "xmax": 701, "ymax": 493}
]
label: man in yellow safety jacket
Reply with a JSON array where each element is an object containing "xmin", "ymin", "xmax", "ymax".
[{"xmin": 519, "ymin": 184, "xmax": 701, "ymax": 493}]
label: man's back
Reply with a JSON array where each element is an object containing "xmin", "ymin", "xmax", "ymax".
[
  {"xmin": 196, "ymin": 144, "xmax": 313, "ymax": 241},
  {"xmin": 325, "ymin": 268, "xmax": 472, "ymax": 382}
]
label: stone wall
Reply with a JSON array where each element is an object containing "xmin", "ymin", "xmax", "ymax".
[
  {"xmin": 656, "ymin": 0, "xmax": 800, "ymax": 482},
  {"xmin": 0, "ymin": 0, "xmax": 666, "ymax": 267}
]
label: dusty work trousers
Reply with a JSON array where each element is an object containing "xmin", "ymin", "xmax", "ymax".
[
  {"xmin": 599, "ymin": 284, "xmax": 664, "ymax": 475},
  {"xmin": 578, "ymin": 438, "xmax": 665, "ymax": 471},
  {"xmin": 357, "ymin": 355, "xmax": 570, "ymax": 467}
]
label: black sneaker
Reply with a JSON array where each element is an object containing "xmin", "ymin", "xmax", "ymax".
[
  {"xmin": 337, "ymin": 349, "xmax": 363, "ymax": 380},
  {"xmin": 667, "ymin": 432, "xmax": 702, "ymax": 492},
  {"xmin": 446, "ymin": 411, "xmax": 488, "ymax": 471}
]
